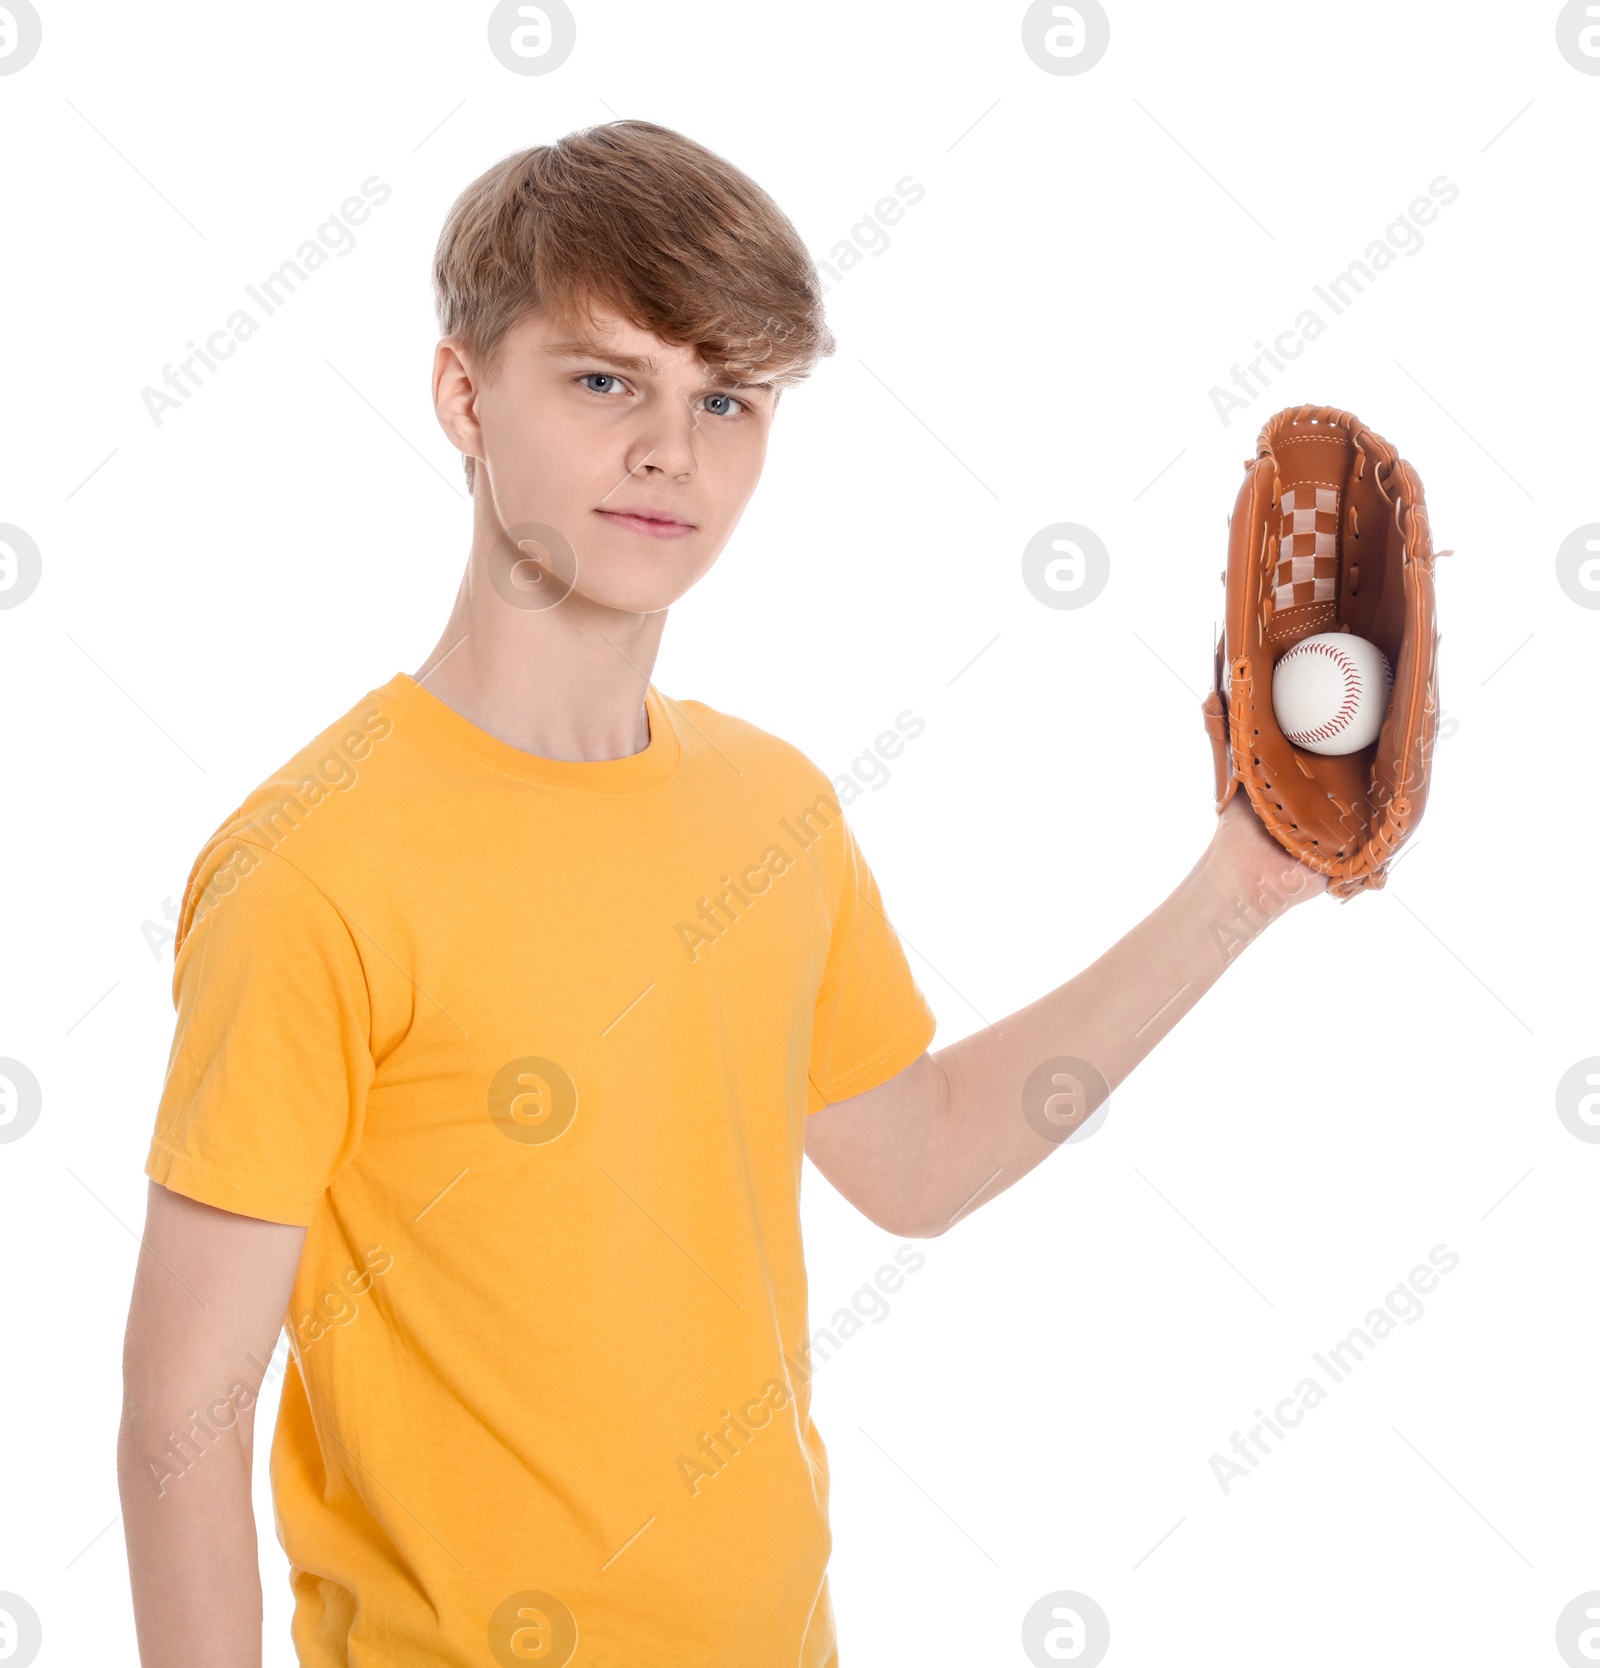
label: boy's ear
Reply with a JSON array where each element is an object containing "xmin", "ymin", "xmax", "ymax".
[{"xmin": 433, "ymin": 338, "xmax": 484, "ymax": 469}]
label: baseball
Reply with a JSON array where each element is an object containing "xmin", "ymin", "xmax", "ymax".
[{"xmin": 1271, "ymin": 632, "xmax": 1393, "ymax": 755}]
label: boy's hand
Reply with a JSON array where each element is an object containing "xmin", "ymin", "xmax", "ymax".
[{"xmin": 1196, "ymin": 795, "xmax": 1329, "ymax": 935}]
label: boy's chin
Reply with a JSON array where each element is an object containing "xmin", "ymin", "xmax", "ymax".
[
  {"xmin": 570, "ymin": 538, "xmax": 711, "ymax": 614},
  {"xmin": 565, "ymin": 563, "xmax": 698, "ymax": 617}
]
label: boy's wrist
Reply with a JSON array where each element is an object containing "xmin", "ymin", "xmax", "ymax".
[{"xmin": 1186, "ymin": 807, "xmax": 1324, "ymax": 949}]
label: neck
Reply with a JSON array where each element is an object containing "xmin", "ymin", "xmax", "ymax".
[{"xmin": 414, "ymin": 500, "xmax": 666, "ymax": 763}]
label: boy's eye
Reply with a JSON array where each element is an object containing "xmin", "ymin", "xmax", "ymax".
[
  {"xmin": 579, "ymin": 373, "xmax": 626, "ymax": 395},
  {"xmin": 701, "ymin": 392, "xmax": 744, "ymax": 418}
]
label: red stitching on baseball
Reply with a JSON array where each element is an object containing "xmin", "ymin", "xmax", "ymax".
[{"xmin": 1279, "ymin": 640, "xmax": 1363, "ymax": 745}]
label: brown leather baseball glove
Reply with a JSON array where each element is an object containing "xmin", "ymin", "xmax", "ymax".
[{"xmin": 1202, "ymin": 405, "xmax": 1445, "ymax": 900}]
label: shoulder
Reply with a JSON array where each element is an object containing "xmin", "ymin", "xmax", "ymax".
[
  {"xmin": 665, "ymin": 694, "xmax": 919, "ymax": 851},
  {"xmin": 175, "ymin": 680, "xmax": 405, "ymax": 948},
  {"xmin": 662, "ymin": 693, "xmax": 862, "ymax": 891},
  {"xmin": 664, "ymin": 692, "xmax": 838, "ymax": 802}
]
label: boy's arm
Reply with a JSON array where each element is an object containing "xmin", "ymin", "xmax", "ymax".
[
  {"xmin": 805, "ymin": 798, "xmax": 1326, "ymax": 1238},
  {"xmin": 118, "ymin": 1181, "xmax": 306, "ymax": 1668}
]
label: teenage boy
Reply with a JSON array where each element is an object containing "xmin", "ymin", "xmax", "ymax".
[{"xmin": 119, "ymin": 120, "xmax": 1323, "ymax": 1667}]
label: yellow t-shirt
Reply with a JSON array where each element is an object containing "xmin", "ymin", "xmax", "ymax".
[{"xmin": 146, "ymin": 673, "xmax": 936, "ymax": 1667}]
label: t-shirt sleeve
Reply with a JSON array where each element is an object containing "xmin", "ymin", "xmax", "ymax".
[
  {"xmin": 145, "ymin": 837, "xmax": 374, "ymax": 1226},
  {"xmin": 806, "ymin": 815, "xmax": 937, "ymax": 1112}
]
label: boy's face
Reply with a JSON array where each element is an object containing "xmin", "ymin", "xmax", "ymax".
[{"xmin": 443, "ymin": 304, "xmax": 779, "ymax": 615}]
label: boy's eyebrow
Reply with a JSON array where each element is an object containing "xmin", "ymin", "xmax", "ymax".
[{"xmin": 543, "ymin": 338, "xmax": 660, "ymax": 374}]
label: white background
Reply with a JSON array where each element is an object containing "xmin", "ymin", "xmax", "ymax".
[{"xmin": 1, "ymin": 1, "xmax": 1596, "ymax": 1663}]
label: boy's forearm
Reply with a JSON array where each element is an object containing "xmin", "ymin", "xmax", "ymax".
[
  {"xmin": 119, "ymin": 1407, "xmax": 263, "ymax": 1667},
  {"xmin": 915, "ymin": 837, "xmax": 1312, "ymax": 1235},
  {"xmin": 117, "ymin": 1183, "xmax": 305, "ymax": 1668}
]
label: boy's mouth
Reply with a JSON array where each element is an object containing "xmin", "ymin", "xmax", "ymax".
[{"xmin": 595, "ymin": 506, "xmax": 696, "ymax": 539}]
